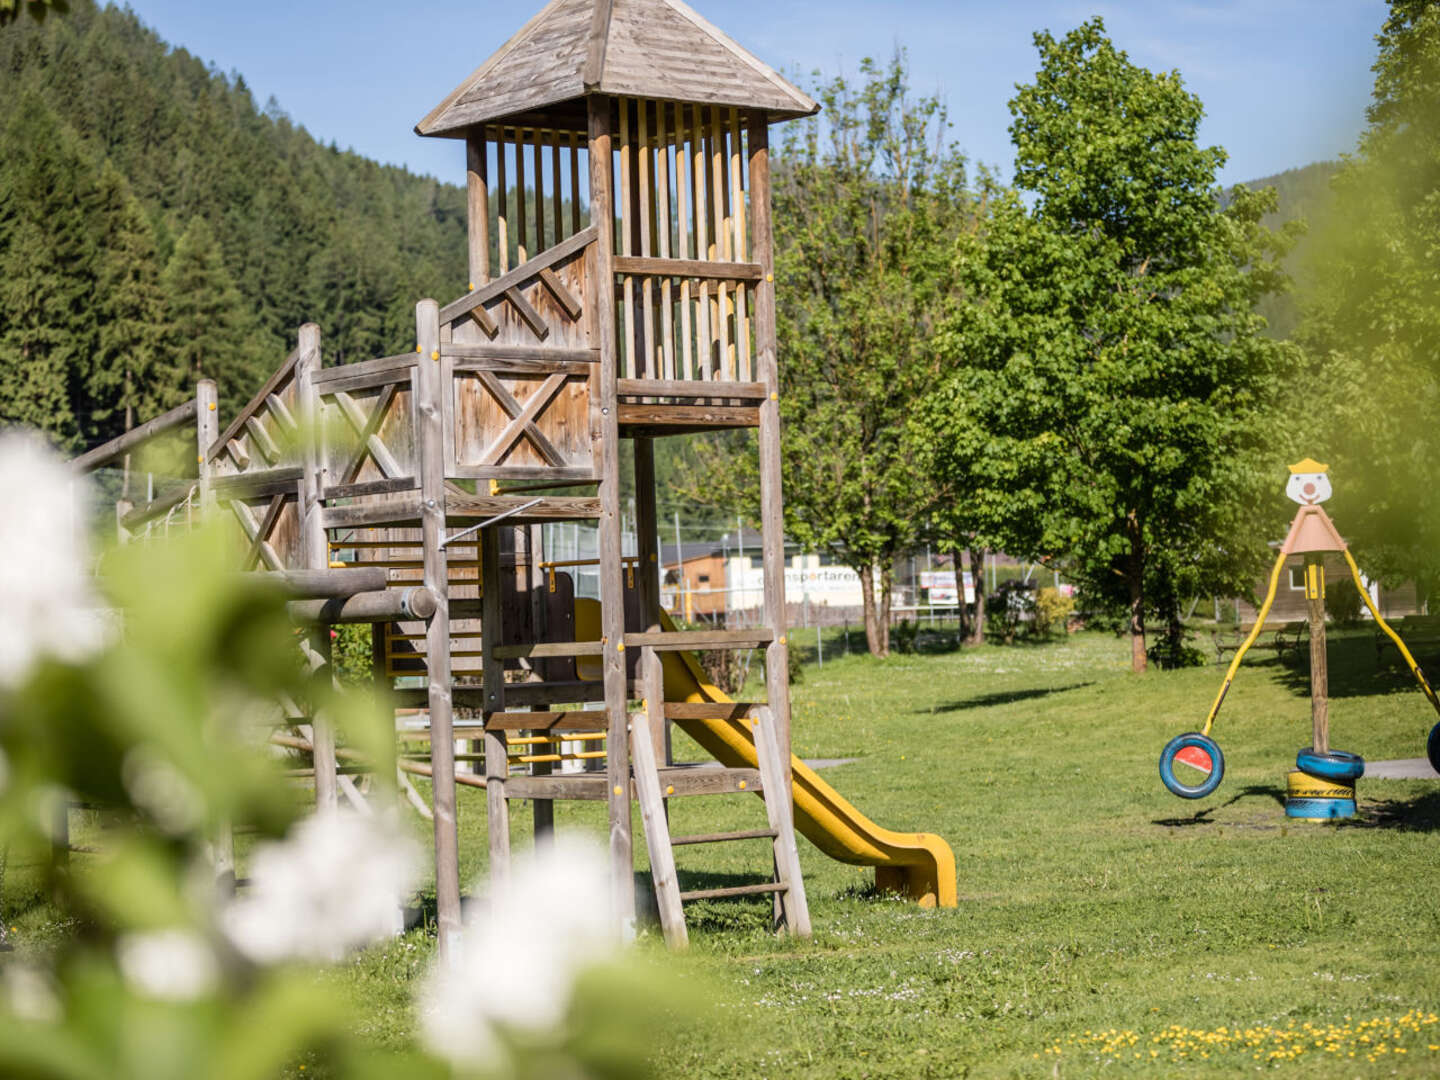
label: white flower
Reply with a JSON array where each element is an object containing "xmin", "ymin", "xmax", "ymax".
[
  {"xmin": 116, "ymin": 929, "xmax": 219, "ymax": 1001},
  {"xmin": 121, "ymin": 746, "xmax": 203, "ymax": 834},
  {"xmin": 0, "ymin": 432, "xmax": 107, "ymax": 688},
  {"xmin": 3, "ymin": 963, "xmax": 60, "ymax": 1022},
  {"xmin": 221, "ymin": 809, "xmax": 419, "ymax": 964},
  {"xmin": 419, "ymin": 836, "xmax": 618, "ymax": 1068}
]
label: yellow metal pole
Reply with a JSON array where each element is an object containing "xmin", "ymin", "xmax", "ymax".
[
  {"xmin": 1201, "ymin": 547, "xmax": 1289, "ymax": 735},
  {"xmin": 1343, "ymin": 550, "xmax": 1440, "ymax": 718}
]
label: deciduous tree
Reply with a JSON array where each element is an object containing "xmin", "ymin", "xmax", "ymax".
[{"xmin": 928, "ymin": 20, "xmax": 1296, "ymax": 671}]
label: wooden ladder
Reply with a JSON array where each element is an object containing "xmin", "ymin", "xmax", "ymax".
[{"xmin": 630, "ymin": 704, "xmax": 811, "ymax": 948}]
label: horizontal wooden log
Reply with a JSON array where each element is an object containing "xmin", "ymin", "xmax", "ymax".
[
  {"xmin": 71, "ymin": 399, "xmax": 198, "ymax": 473},
  {"xmin": 504, "ymin": 765, "xmax": 761, "ymax": 802},
  {"xmin": 438, "ymin": 226, "xmax": 597, "ymax": 325},
  {"xmin": 445, "ymin": 495, "xmax": 601, "ymax": 522},
  {"xmin": 679, "ymin": 882, "xmax": 785, "ymax": 902},
  {"xmin": 447, "ymin": 465, "xmax": 597, "ymax": 483},
  {"xmin": 321, "ymin": 476, "xmax": 419, "ymax": 501},
  {"xmin": 119, "ymin": 484, "xmax": 195, "ymax": 528},
  {"xmin": 321, "ymin": 499, "xmax": 423, "ymax": 530},
  {"xmin": 671, "ymin": 828, "xmax": 777, "ymax": 846},
  {"xmin": 390, "ymin": 681, "xmax": 614, "ymax": 710},
  {"xmin": 312, "ymin": 352, "xmax": 417, "ymax": 389},
  {"xmin": 617, "ymin": 403, "xmax": 759, "ymax": 433},
  {"xmin": 617, "ymin": 379, "xmax": 768, "ymax": 400},
  {"xmin": 450, "ymin": 356, "xmax": 594, "ymax": 377},
  {"xmin": 624, "ymin": 628, "xmax": 773, "ymax": 650},
  {"xmin": 613, "ymin": 256, "xmax": 763, "ymax": 282},
  {"xmin": 399, "ymin": 712, "xmax": 606, "ymax": 736},
  {"xmin": 443, "ymin": 343, "xmax": 599, "ymax": 364},
  {"xmin": 211, "ymin": 467, "xmax": 302, "ymax": 500},
  {"xmin": 312, "ymin": 364, "xmax": 416, "ymax": 397},
  {"xmin": 492, "ymin": 641, "xmax": 605, "ymax": 659},
  {"xmin": 287, "ymin": 586, "xmax": 436, "ymax": 624},
  {"xmin": 258, "ymin": 567, "xmax": 389, "ymax": 597},
  {"xmin": 662, "ymin": 701, "xmax": 759, "ymax": 721}
]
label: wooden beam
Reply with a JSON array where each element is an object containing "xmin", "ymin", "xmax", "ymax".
[
  {"xmin": 336, "ymin": 383, "xmax": 401, "ymax": 484},
  {"xmin": 438, "ymin": 226, "xmax": 597, "ymax": 325},
  {"xmin": 613, "ymin": 256, "xmax": 763, "ymax": 282},
  {"xmin": 618, "ymin": 379, "xmax": 766, "ymax": 400},
  {"xmin": 504, "ymin": 286, "xmax": 550, "ymax": 341},
  {"xmin": 208, "ymin": 348, "xmax": 300, "ymax": 462},
  {"xmin": 242, "ymin": 494, "xmax": 286, "ymax": 571},
  {"xmin": 538, "ymin": 266, "xmax": 583, "ymax": 319},
  {"xmin": 71, "ymin": 398, "xmax": 198, "ymax": 473},
  {"xmin": 589, "ymin": 93, "xmax": 636, "ymax": 928},
  {"xmin": 416, "ymin": 297, "xmax": 462, "ymax": 958},
  {"xmin": 582, "ymin": 0, "xmax": 615, "ymax": 88}
]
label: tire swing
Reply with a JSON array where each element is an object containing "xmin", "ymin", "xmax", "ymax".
[
  {"xmin": 1159, "ymin": 732, "xmax": 1225, "ymax": 799},
  {"xmin": 1429, "ymin": 723, "xmax": 1440, "ymax": 777}
]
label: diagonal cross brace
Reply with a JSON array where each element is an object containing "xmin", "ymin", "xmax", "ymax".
[
  {"xmin": 477, "ymin": 371, "xmax": 569, "ymax": 467},
  {"xmin": 333, "ymin": 387, "xmax": 404, "ymax": 481}
]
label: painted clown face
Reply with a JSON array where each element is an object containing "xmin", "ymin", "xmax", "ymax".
[{"xmin": 1287, "ymin": 470, "xmax": 1331, "ymax": 505}]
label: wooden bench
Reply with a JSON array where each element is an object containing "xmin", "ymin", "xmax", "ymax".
[
  {"xmin": 1211, "ymin": 620, "xmax": 1308, "ymax": 664},
  {"xmin": 1375, "ymin": 614, "xmax": 1440, "ymax": 665}
]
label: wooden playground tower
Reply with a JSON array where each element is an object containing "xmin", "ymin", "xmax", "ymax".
[{"xmin": 76, "ymin": 0, "xmax": 826, "ymax": 952}]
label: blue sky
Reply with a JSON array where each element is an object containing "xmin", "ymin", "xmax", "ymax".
[{"xmin": 120, "ymin": 0, "xmax": 1387, "ymax": 187}]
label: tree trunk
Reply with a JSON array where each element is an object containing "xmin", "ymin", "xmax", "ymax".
[
  {"xmin": 878, "ymin": 562, "xmax": 893, "ymax": 656},
  {"xmin": 859, "ymin": 564, "xmax": 886, "ymax": 657},
  {"xmin": 1126, "ymin": 517, "xmax": 1147, "ymax": 673},
  {"xmin": 952, "ymin": 547, "xmax": 970, "ymax": 643},
  {"xmin": 966, "ymin": 547, "xmax": 986, "ymax": 646}
]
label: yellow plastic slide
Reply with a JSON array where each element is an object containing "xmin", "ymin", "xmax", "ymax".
[{"xmin": 574, "ymin": 601, "xmax": 957, "ymax": 907}]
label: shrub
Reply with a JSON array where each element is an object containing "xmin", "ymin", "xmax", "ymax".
[
  {"xmin": 1032, "ymin": 587, "xmax": 1076, "ymax": 638},
  {"xmin": 892, "ymin": 618, "xmax": 919, "ymax": 654}
]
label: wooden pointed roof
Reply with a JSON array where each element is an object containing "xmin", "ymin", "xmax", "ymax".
[{"xmin": 415, "ymin": 0, "xmax": 818, "ymax": 138}]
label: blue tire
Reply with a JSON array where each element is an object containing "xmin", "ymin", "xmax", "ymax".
[
  {"xmin": 1295, "ymin": 747, "xmax": 1365, "ymax": 782},
  {"xmin": 1285, "ymin": 796, "xmax": 1358, "ymax": 820},
  {"xmin": 1159, "ymin": 733, "xmax": 1225, "ymax": 799},
  {"xmin": 1427, "ymin": 723, "xmax": 1440, "ymax": 776}
]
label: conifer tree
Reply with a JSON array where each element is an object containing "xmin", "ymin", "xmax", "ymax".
[
  {"xmin": 0, "ymin": 95, "xmax": 97, "ymax": 448},
  {"xmin": 88, "ymin": 159, "xmax": 175, "ymax": 444},
  {"xmin": 160, "ymin": 216, "xmax": 259, "ymax": 412}
]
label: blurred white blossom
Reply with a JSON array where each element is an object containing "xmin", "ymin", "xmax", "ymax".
[
  {"xmin": 0, "ymin": 432, "xmax": 107, "ymax": 688},
  {"xmin": 116, "ymin": 929, "xmax": 219, "ymax": 1001},
  {"xmin": 2, "ymin": 963, "xmax": 60, "ymax": 1022},
  {"xmin": 419, "ymin": 836, "xmax": 617, "ymax": 1068},
  {"xmin": 221, "ymin": 809, "xmax": 419, "ymax": 964},
  {"xmin": 121, "ymin": 746, "xmax": 204, "ymax": 834}
]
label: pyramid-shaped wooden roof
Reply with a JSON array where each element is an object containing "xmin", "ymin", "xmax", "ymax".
[{"xmin": 415, "ymin": 0, "xmax": 817, "ymax": 138}]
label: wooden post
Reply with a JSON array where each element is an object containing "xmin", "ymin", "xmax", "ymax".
[
  {"xmin": 748, "ymin": 118, "xmax": 792, "ymax": 794},
  {"xmin": 1306, "ymin": 554, "xmax": 1329, "ymax": 753},
  {"xmin": 195, "ymin": 379, "xmax": 234, "ymax": 888},
  {"xmin": 480, "ymin": 528, "xmax": 512, "ymax": 882},
  {"xmin": 415, "ymin": 298, "xmax": 462, "ymax": 957},
  {"xmin": 529, "ymin": 522, "xmax": 554, "ymax": 845},
  {"xmin": 296, "ymin": 325, "xmax": 337, "ymax": 811},
  {"xmin": 466, "ymin": 134, "xmax": 490, "ymax": 287},
  {"xmin": 634, "ymin": 438, "xmax": 668, "ymax": 764},
  {"xmin": 589, "ymin": 94, "xmax": 637, "ymax": 933}
]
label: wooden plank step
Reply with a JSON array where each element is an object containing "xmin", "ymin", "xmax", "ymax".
[
  {"xmin": 623, "ymin": 628, "xmax": 772, "ymax": 651},
  {"xmin": 671, "ymin": 828, "xmax": 777, "ymax": 846},
  {"xmin": 679, "ymin": 882, "xmax": 787, "ymax": 902}
]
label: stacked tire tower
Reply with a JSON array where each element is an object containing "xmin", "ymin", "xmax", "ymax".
[{"xmin": 1285, "ymin": 551, "xmax": 1361, "ymax": 821}]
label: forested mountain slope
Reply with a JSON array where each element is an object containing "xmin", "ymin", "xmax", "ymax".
[
  {"xmin": 1230, "ymin": 160, "xmax": 1339, "ymax": 339},
  {"xmin": 0, "ymin": 0, "xmax": 469, "ymax": 448}
]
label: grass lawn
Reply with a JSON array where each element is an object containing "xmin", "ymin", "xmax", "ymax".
[{"xmin": 7, "ymin": 626, "xmax": 1440, "ymax": 1076}]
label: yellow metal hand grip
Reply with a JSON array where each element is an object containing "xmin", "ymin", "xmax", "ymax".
[
  {"xmin": 1343, "ymin": 550, "xmax": 1440, "ymax": 719},
  {"xmin": 1201, "ymin": 547, "xmax": 1289, "ymax": 735}
]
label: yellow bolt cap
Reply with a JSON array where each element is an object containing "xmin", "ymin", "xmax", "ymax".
[
  {"xmin": 738, "ymin": 780, "xmax": 747, "ymax": 789},
  {"xmin": 613, "ymin": 785, "xmax": 623, "ymax": 796},
  {"xmin": 665, "ymin": 785, "xmax": 674, "ymax": 795},
  {"xmin": 208, "ymin": 402, "xmax": 216, "ymax": 410}
]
